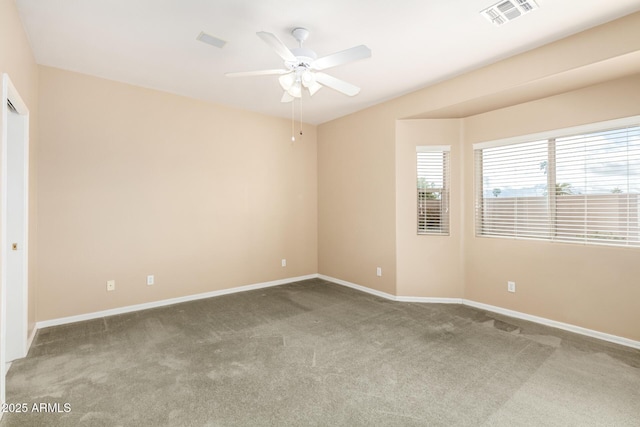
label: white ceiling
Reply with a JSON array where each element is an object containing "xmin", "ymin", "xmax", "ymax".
[{"xmin": 16, "ymin": 0, "xmax": 640, "ymax": 124}]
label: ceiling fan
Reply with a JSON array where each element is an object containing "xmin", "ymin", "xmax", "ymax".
[{"xmin": 226, "ymin": 28, "xmax": 371, "ymax": 103}]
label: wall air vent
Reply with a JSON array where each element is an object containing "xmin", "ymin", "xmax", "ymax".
[{"xmin": 481, "ymin": 0, "xmax": 539, "ymax": 26}]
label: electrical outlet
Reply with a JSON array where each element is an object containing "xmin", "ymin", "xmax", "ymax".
[
  {"xmin": 106, "ymin": 280, "xmax": 115, "ymax": 291},
  {"xmin": 147, "ymin": 275, "xmax": 154, "ymax": 286},
  {"xmin": 507, "ymin": 281, "xmax": 516, "ymax": 293},
  {"xmin": 281, "ymin": 259, "xmax": 287, "ymax": 267},
  {"xmin": 376, "ymin": 267, "xmax": 382, "ymax": 277}
]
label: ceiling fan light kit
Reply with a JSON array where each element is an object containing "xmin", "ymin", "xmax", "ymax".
[{"xmin": 226, "ymin": 27, "xmax": 371, "ymax": 103}]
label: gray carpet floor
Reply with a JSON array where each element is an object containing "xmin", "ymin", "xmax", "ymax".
[{"xmin": 2, "ymin": 278, "xmax": 639, "ymax": 426}]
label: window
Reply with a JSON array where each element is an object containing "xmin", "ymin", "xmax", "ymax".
[
  {"xmin": 474, "ymin": 118, "xmax": 640, "ymax": 247},
  {"xmin": 417, "ymin": 146, "xmax": 450, "ymax": 235}
]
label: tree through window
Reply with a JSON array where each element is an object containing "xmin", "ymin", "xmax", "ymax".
[{"xmin": 417, "ymin": 146, "xmax": 450, "ymax": 235}]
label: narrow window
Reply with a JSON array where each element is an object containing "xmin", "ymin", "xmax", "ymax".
[{"xmin": 417, "ymin": 146, "xmax": 450, "ymax": 235}]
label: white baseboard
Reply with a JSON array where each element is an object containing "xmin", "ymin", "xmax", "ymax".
[
  {"xmin": 25, "ymin": 325, "xmax": 37, "ymax": 355},
  {"xmin": 396, "ymin": 295, "xmax": 463, "ymax": 304},
  {"xmin": 318, "ymin": 274, "xmax": 398, "ymax": 300},
  {"xmin": 31, "ymin": 273, "xmax": 640, "ymax": 351},
  {"xmin": 318, "ymin": 275, "xmax": 462, "ymax": 304},
  {"xmin": 320, "ymin": 275, "xmax": 640, "ymax": 350},
  {"xmin": 36, "ymin": 274, "xmax": 320, "ymax": 330},
  {"xmin": 462, "ymin": 299, "xmax": 640, "ymax": 350}
]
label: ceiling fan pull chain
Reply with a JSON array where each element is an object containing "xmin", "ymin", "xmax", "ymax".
[
  {"xmin": 299, "ymin": 96, "xmax": 303, "ymax": 137},
  {"xmin": 291, "ymin": 98, "xmax": 296, "ymax": 142}
]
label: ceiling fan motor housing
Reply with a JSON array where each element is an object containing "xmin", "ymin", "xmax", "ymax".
[
  {"xmin": 287, "ymin": 48, "xmax": 317, "ymax": 70},
  {"xmin": 291, "ymin": 27, "xmax": 310, "ymax": 43},
  {"xmin": 226, "ymin": 26, "xmax": 370, "ymax": 100}
]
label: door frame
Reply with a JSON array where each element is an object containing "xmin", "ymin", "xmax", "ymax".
[{"xmin": 0, "ymin": 73, "xmax": 30, "ymax": 407}]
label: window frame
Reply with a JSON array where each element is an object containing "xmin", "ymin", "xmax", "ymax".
[
  {"xmin": 416, "ymin": 145, "xmax": 451, "ymax": 236},
  {"xmin": 473, "ymin": 115, "xmax": 640, "ymax": 248}
]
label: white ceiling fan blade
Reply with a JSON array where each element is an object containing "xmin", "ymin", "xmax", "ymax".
[
  {"xmin": 313, "ymin": 45, "xmax": 371, "ymax": 71},
  {"xmin": 225, "ymin": 69, "xmax": 288, "ymax": 77},
  {"xmin": 314, "ymin": 72, "xmax": 361, "ymax": 96},
  {"xmin": 257, "ymin": 31, "xmax": 298, "ymax": 62}
]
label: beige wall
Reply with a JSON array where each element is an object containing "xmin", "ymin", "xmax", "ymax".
[
  {"xmin": 463, "ymin": 74, "xmax": 640, "ymax": 341},
  {"xmin": 0, "ymin": 0, "xmax": 39, "ymax": 336},
  {"xmin": 317, "ymin": 108, "xmax": 397, "ymax": 294},
  {"xmin": 395, "ymin": 119, "xmax": 463, "ymax": 298},
  {"xmin": 318, "ymin": 13, "xmax": 640, "ymax": 341},
  {"xmin": 2, "ymin": 4, "xmax": 638, "ymax": 342},
  {"xmin": 37, "ymin": 66, "xmax": 317, "ymax": 320}
]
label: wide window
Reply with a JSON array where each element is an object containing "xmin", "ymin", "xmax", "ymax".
[
  {"xmin": 475, "ymin": 118, "xmax": 640, "ymax": 247},
  {"xmin": 417, "ymin": 146, "xmax": 450, "ymax": 235}
]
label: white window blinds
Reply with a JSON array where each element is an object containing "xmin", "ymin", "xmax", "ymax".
[
  {"xmin": 475, "ymin": 120, "xmax": 640, "ymax": 248},
  {"xmin": 417, "ymin": 146, "xmax": 450, "ymax": 235},
  {"xmin": 475, "ymin": 140, "xmax": 550, "ymax": 239}
]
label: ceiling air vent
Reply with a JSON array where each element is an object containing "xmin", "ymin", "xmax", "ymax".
[
  {"xmin": 481, "ymin": 0, "xmax": 539, "ymax": 26},
  {"xmin": 196, "ymin": 31, "xmax": 227, "ymax": 48}
]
